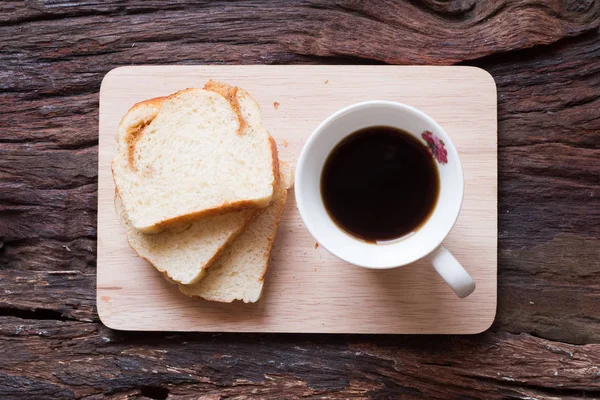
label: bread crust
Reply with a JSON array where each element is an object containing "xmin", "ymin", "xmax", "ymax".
[
  {"xmin": 258, "ymin": 188, "xmax": 288, "ymax": 283},
  {"xmin": 203, "ymin": 80, "xmax": 247, "ymax": 135},
  {"xmin": 268, "ymin": 135, "xmax": 280, "ymax": 196},
  {"xmin": 119, "ymin": 96, "xmax": 166, "ymax": 169}
]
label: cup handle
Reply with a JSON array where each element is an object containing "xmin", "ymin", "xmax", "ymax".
[{"xmin": 426, "ymin": 245, "xmax": 476, "ymax": 298}]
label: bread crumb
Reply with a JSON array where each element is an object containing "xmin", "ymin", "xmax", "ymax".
[
  {"xmin": 324, "ymin": 80, "xmax": 329, "ymax": 84},
  {"xmin": 529, "ymin": 301, "xmax": 535, "ymax": 305},
  {"xmin": 314, "ymin": 242, "xmax": 319, "ymax": 249},
  {"xmin": 282, "ymin": 139, "xmax": 288, "ymax": 147},
  {"xmin": 273, "ymin": 102, "xmax": 280, "ymax": 110}
]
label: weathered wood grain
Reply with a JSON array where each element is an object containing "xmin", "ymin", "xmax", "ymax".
[
  {"xmin": 1, "ymin": 93, "xmax": 99, "ymax": 147},
  {"xmin": 477, "ymin": 33, "xmax": 600, "ymax": 344},
  {"xmin": 481, "ymin": 32, "xmax": 600, "ymax": 249},
  {"xmin": 1, "ymin": 0, "xmax": 600, "ymax": 397},
  {"xmin": 2, "ymin": 0, "xmax": 599, "ymax": 65},
  {"xmin": 2, "ymin": 30, "xmax": 599, "ymax": 341},
  {"xmin": 497, "ymin": 234, "xmax": 600, "ymax": 345},
  {"xmin": 1, "ymin": 316, "xmax": 599, "ymax": 399},
  {"xmin": 1, "ymin": 0, "xmax": 599, "ymax": 99}
]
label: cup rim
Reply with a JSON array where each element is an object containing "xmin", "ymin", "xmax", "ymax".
[{"xmin": 295, "ymin": 100, "xmax": 464, "ymax": 269}]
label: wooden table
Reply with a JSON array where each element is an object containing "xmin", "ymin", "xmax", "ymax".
[{"xmin": 1, "ymin": 1, "xmax": 599, "ymax": 398}]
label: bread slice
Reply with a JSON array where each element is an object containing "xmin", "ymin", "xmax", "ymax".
[
  {"xmin": 178, "ymin": 163, "xmax": 294, "ymax": 303},
  {"xmin": 115, "ymin": 192, "xmax": 257, "ymax": 285},
  {"xmin": 112, "ymin": 81, "xmax": 278, "ymax": 234}
]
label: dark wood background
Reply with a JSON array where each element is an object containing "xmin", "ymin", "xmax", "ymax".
[{"xmin": 1, "ymin": 0, "xmax": 599, "ymax": 398}]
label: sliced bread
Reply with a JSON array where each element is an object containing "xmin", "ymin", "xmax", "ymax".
[
  {"xmin": 178, "ymin": 162, "xmax": 294, "ymax": 303},
  {"xmin": 112, "ymin": 82, "xmax": 278, "ymax": 234},
  {"xmin": 114, "ymin": 193, "xmax": 256, "ymax": 285}
]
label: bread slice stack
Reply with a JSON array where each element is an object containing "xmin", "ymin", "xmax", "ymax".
[{"xmin": 112, "ymin": 81, "xmax": 291, "ymax": 303}]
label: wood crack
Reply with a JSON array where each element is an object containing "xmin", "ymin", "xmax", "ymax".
[
  {"xmin": 499, "ymin": 141, "xmax": 600, "ymax": 151},
  {"xmin": 403, "ymin": 0, "xmax": 477, "ymax": 21},
  {"xmin": 0, "ymin": 306, "xmax": 68, "ymax": 322}
]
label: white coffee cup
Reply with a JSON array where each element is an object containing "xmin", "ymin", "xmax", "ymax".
[{"xmin": 295, "ymin": 101, "xmax": 476, "ymax": 298}]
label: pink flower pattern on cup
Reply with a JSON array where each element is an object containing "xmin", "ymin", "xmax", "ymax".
[{"xmin": 421, "ymin": 130, "xmax": 448, "ymax": 165}]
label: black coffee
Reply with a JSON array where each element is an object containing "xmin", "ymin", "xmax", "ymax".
[{"xmin": 321, "ymin": 126, "xmax": 439, "ymax": 242}]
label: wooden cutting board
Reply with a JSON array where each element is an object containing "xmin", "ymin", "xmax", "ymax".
[{"xmin": 98, "ymin": 66, "xmax": 497, "ymax": 333}]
